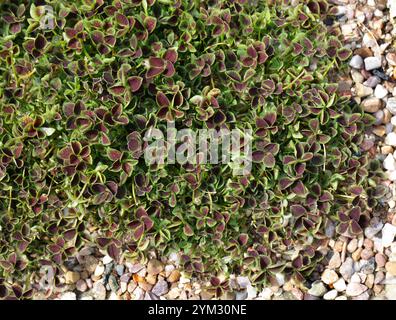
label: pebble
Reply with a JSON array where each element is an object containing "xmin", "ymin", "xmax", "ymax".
[
  {"xmin": 387, "ymin": 98, "xmax": 396, "ymax": 115},
  {"xmin": 385, "ymin": 133, "xmax": 396, "ymax": 147},
  {"xmin": 384, "ymin": 154, "xmax": 396, "ymax": 170},
  {"xmin": 351, "ymin": 69, "xmax": 364, "ymax": 83},
  {"xmin": 60, "ymin": 292, "xmax": 77, "ymax": 300},
  {"xmin": 382, "ymin": 145, "xmax": 393, "ymax": 155},
  {"xmin": 94, "ymin": 264, "xmax": 105, "ymax": 277},
  {"xmin": 360, "ymin": 248, "xmax": 374, "ymax": 260},
  {"xmin": 147, "ymin": 259, "xmax": 164, "ymax": 275},
  {"xmin": 340, "ymin": 258, "xmax": 355, "ymax": 280},
  {"xmin": 167, "ymin": 270, "xmax": 181, "ymax": 283},
  {"xmin": 361, "ymin": 97, "xmax": 382, "ymax": 113},
  {"xmin": 382, "ymin": 223, "xmax": 396, "ymax": 247},
  {"xmin": 386, "ymin": 262, "xmax": 396, "ymax": 276},
  {"xmin": 347, "ymin": 239, "xmax": 358, "ymax": 253},
  {"xmin": 321, "ymin": 269, "xmax": 339, "ymax": 285},
  {"xmin": 108, "ymin": 275, "xmax": 119, "ymax": 292},
  {"xmin": 128, "ymin": 263, "xmax": 144, "ymax": 273},
  {"xmin": 386, "ymin": 52, "xmax": 396, "ymax": 66},
  {"xmin": 76, "ymin": 279, "xmax": 87, "ymax": 292},
  {"xmin": 365, "ymin": 274, "xmax": 375, "ymax": 289},
  {"xmin": 333, "ymin": 278, "xmax": 347, "ymax": 292},
  {"xmin": 307, "ymin": 281, "xmax": 327, "ymax": 297},
  {"xmin": 328, "ymin": 252, "xmax": 342, "ymax": 269},
  {"xmin": 385, "ymin": 284, "xmax": 396, "ymax": 300},
  {"xmin": 374, "ymin": 84, "xmax": 388, "ymax": 99},
  {"xmin": 115, "ymin": 264, "xmax": 125, "ymax": 276},
  {"xmin": 235, "ymin": 290, "xmax": 248, "ymax": 300},
  {"xmin": 364, "ymin": 56, "xmax": 382, "ymax": 70},
  {"xmin": 65, "ymin": 271, "xmax": 80, "ymax": 284},
  {"xmin": 364, "ymin": 76, "xmax": 381, "ymax": 88},
  {"xmin": 102, "ymin": 255, "xmax": 113, "ymax": 265},
  {"xmin": 352, "ymin": 248, "xmax": 363, "ymax": 261},
  {"xmin": 323, "ymin": 289, "xmax": 338, "ymax": 300},
  {"xmin": 365, "ymin": 221, "xmax": 384, "ymax": 239},
  {"xmin": 345, "ymin": 283, "xmax": 368, "ymax": 297},
  {"xmin": 349, "ymin": 55, "xmax": 364, "ymax": 69},
  {"xmin": 355, "ymin": 83, "xmax": 373, "ymax": 97},
  {"xmin": 84, "ymin": 256, "xmax": 99, "ymax": 274},
  {"xmin": 93, "ymin": 282, "xmax": 107, "ymax": 300},
  {"xmin": 152, "ymin": 279, "xmax": 169, "ymax": 296},
  {"xmin": 351, "ymin": 273, "xmax": 362, "ymax": 283}
]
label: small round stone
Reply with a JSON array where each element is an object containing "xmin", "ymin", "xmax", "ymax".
[
  {"xmin": 349, "ymin": 55, "xmax": 364, "ymax": 69},
  {"xmin": 374, "ymin": 84, "xmax": 388, "ymax": 99},
  {"xmin": 333, "ymin": 278, "xmax": 347, "ymax": 292},
  {"xmin": 94, "ymin": 264, "xmax": 105, "ymax": 277},
  {"xmin": 385, "ymin": 261, "xmax": 396, "ymax": 276},
  {"xmin": 385, "ymin": 133, "xmax": 396, "ymax": 148},
  {"xmin": 346, "ymin": 283, "xmax": 368, "ymax": 297},
  {"xmin": 321, "ymin": 269, "xmax": 339, "ymax": 285},
  {"xmin": 361, "ymin": 97, "xmax": 382, "ymax": 113},
  {"xmin": 76, "ymin": 279, "xmax": 87, "ymax": 292},
  {"xmin": 147, "ymin": 259, "xmax": 164, "ymax": 275},
  {"xmin": 65, "ymin": 271, "xmax": 80, "ymax": 284},
  {"xmin": 364, "ymin": 56, "xmax": 382, "ymax": 71},
  {"xmin": 167, "ymin": 270, "xmax": 181, "ymax": 283},
  {"xmin": 387, "ymin": 98, "xmax": 396, "ymax": 115},
  {"xmin": 323, "ymin": 289, "xmax": 338, "ymax": 300}
]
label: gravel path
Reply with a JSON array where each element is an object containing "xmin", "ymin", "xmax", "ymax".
[{"xmin": 31, "ymin": 0, "xmax": 396, "ymax": 300}]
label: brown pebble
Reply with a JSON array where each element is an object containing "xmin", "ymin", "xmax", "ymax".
[
  {"xmin": 354, "ymin": 47, "xmax": 373, "ymax": 58},
  {"xmin": 375, "ymin": 253, "xmax": 387, "ymax": 268},
  {"xmin": 374, "ymin": 271, "xmax": 385, "ymax": 284},
  {"xmin": 361, "ymin": 97, "xmax": 382, "ymax": 113},
  {"xmin": 383, "ymin": 109, "xmax": 392, "ymax": 124},
  {"xmin": 386, "ymin": 52, "xmax": 396, "ymax": 66},
  {"xmin": 167, "ymin": 270, "xmax": 181, "ymax": 283},
  {"xmin": 146, "ymin": 274, "xmax": 157, "ymax": 285},
  {"xmin": 373, "ymin": 284, "xmax": 384, "ymax": 295},
  {"xmin": 360, "ymin": 248, "xmax": 374, "ymax": 260},
  {"xmin": 65, "ymin": 271, "xmax": 80, "ymax": 284},
  {"xmin": 381, "ymin": 146, "xmax": 394, "ymax": 155},
  {"xmin": 334, "ymin": 240, "xmax": 344, "ymax": 253},
  {"xmin": 352, "ymin": 248, "xmax": 363, "ymax": 261},
  {"xmin": 372, "ymin": 126, "xmax": 386, "ymax": 137},
  {"xmin": 363, "ymin": 238, "xmax": 373, "ymax": 249},
  {"xmin": 147, "ymin": 259, "xmax": 164, "ymax": 276}
]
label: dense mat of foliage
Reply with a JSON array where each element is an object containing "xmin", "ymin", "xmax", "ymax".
[{"xmin": 0, "ymin": 0, "xmax": 385, "ymax": 298}]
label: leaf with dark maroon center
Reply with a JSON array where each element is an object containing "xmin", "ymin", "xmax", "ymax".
[
  {"xmin": 107, "ymin": 243, "xmax": 120, "ymax": 261},
  {"xmin": 109, "ymin": 85, "xmax": 125, "ymax": 96},
  {"xmin": 107, "ymin": 148, "xmax": 122, "ymax": 161},
  {"xmin": 127, "ymin": 76, "xmax": 143, "ymax": 92},
  {"xmin": 164, "ymin": 48, "xmax": 178, "ymax": 63},
  {"xmin": 144, "ymin": 16, "xmax": 157, "ymax": 33},
  {"xmin": 156, "ymin": 92, "xmax": 170, "ymax": 107},
  {"xmin": 116, "ymin": 13, "xmax": 129, "ymax": 26}
]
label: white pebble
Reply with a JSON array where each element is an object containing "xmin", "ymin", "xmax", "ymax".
[
  {"xmin": 384, "ymin": 154, "xmax": 396, "ymax": 171},
  {"xmin": 374, "ymin": 85, "xmax": 388, "ymax": 99},
  {"xmin": 385, "ymin": 132, "xmax": 396, "ymax": 147},
  {"xmin": 382, "ymin": 223, "xmax": 396, "ymax": 248},
  {"xmin": 349, "ymin": 55, "xmax": 363, "ymax": 69},
  {"xmin": 323, "ymin": 289, "xmax": 338, "ymax": 300},
  {"xmin": 387, "ymin": 98, "xmax": 396, "ymax": 115},
  {"xmin": 364, "ymin": 56, "xmax": 382, "ymax": 71},
  {"xmin": 102, "ymin": 255, "xmax": 113, "ymax": 264}
]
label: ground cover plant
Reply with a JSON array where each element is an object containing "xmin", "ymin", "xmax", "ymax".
[{"xmin": 0, "ymin": 0, "xmax": 386, "ymax": 299}]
